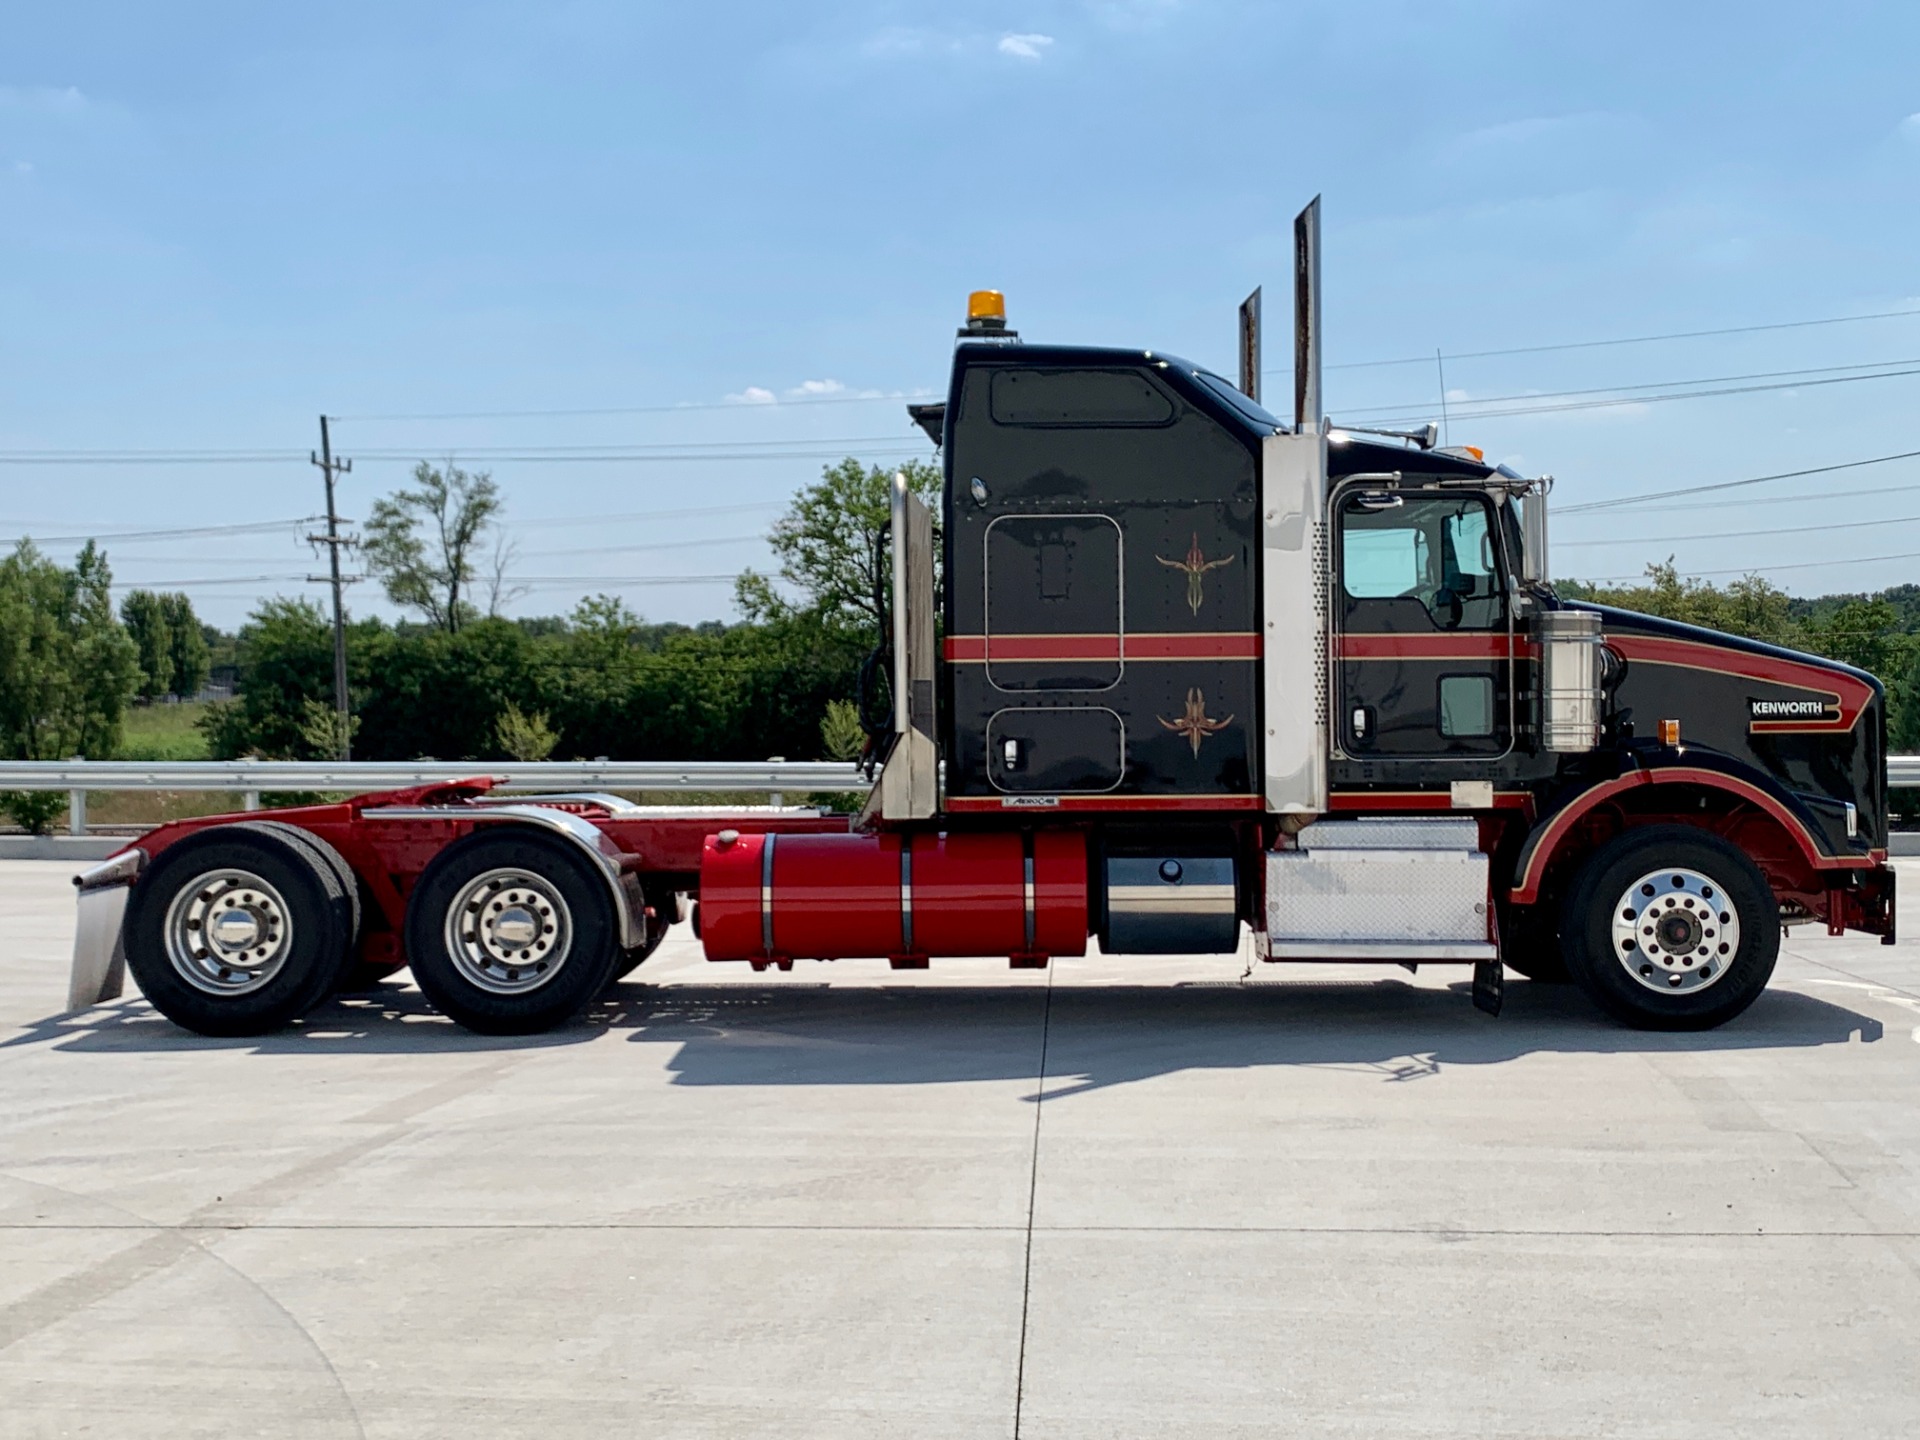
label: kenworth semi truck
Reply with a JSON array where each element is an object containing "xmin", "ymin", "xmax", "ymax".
[{"xmin": 68, "ymin": 201, "xmax": 1894, "ymax": 1037}]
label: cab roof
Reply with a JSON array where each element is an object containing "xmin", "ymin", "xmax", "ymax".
[{"xmin": 933, "ymin": 340, "xmax": 1495, "ymax": 482}]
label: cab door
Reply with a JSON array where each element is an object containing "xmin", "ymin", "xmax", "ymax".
[{"xmin": 1334, "ymin": 488, "xmax": 1515, "ymax": 761}]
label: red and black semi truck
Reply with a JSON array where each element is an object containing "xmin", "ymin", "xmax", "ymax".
[{"xmin": 69, "ymin": 201, "xmax": 1893, "ymax": 1037}]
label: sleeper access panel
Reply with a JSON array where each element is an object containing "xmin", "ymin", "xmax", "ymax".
[{"xmin": 940, "ymin": 345, "xmax": 1266, "ymax": 813}]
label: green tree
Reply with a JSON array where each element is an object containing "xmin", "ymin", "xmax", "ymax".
[
  {"xmin": 161, "ymin": 592, "xmax": 210, "ymax": 697},
  {"xmin": 0, "ymin": 540, "xmax": 141, "ymax": 761},
  {"xmin": 735, "ymin": 457, "xmax": 942, "ymax": 625},
  {"xmin": 1561, "ymin": 561, "xmax": 1801, "ymax": 647},
  {"xmin": 1801, "ymin": 598, "xmax": 1904, "ymax": 678},
  {"xmin": 820, "ymin": 699, "xmax": 865, "ymax": 761},
  {"xmin": 120, "ymin": 589, "xmax": 210, "ymax": 699},
  {"xmin": 363, "ymin": 461, "xmax": 503, "ymax": 633},
  {"xmin": 120, "ymin": 590, "xmax": 174, "ymax": 701},
  {"xmin": 495, "ymin": 703, "xmax": 558, "ymax": 761},
  {"xmin": 197, "ymin": 598, "xmax": 339, "ymax": 759}
]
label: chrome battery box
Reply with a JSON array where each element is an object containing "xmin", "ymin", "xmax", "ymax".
[{"xmin": 1264, "ymin": 819, "xmax": 1494, "ymax": 961}]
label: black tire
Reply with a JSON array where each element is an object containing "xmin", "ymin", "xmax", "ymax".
[
  {"xmin": 404, "ymin": 829, "xmax": 622, "ymax": 1035},
  {"xmin": 245, "ymin": 821, "xmax": 363, "ymax": 951},
  {"xmin": 1562, "ymin": 825, "xmax": 1779, "ymax": 1030},
  {"xmin": 249, "ymin": 821, "xmax": 403, "ymax": 994},
  {"xmin": 123, "ymin": 822, "xmax": 356, "ymax": 1036}
]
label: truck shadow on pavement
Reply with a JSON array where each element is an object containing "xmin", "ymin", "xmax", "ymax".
[
  {"xmin": 9, "ymin": 977, "xmax": 1887, "ymax": 1089},
  {"xmin": 601, "ymin": 979, "xmax": 1889, "ymax": 1095}
]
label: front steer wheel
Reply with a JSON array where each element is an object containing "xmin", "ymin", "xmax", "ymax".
[
  {"xmin": 405, "ymin": 830, "xmax": 622, "ymax": 1035},
  {"xmin": 122, "ymin": 823, "xmax": 357, "ymax": 1036},
  {"xmin": 1562, "ymin": 825, "xmax": 1779, "ymax": 1031}
]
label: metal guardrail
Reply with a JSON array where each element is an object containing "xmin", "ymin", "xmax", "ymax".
[
  {"xmin": 3, "ymin": 756, "xmax": 1918, "ymax": 836},
  {"xmin": 0, "ymin": 759, "xmax": 868, "ymax": 835}
]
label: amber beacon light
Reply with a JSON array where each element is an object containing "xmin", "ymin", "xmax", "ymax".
[{"xmin": 962, "ymin": 289, "xmax": 1014, "ymax": 338}]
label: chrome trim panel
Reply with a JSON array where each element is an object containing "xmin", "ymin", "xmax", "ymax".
[
  {"xmin": 761, "ymin": 832, "xmax": 777, "ymax": 956},
  {"xmin": 1266, "ymin": 940, "xmax": 1497, "ymax": 961},
  {"xmin": 1261, "ymin": 430, "xmax": 1329, "ymax": 815},
  {"xmin": 900, "ymin": 837, "xmax": 915, "ymax": 953}
]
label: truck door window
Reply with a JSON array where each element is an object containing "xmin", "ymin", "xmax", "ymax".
[{"xmin": 1340, "ymin": 494, "xmax": 1503, "ymax": 631}]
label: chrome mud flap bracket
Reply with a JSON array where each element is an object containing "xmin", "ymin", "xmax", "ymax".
[{"xmin": 69, "ymin": 850, "xmax": 145, "ymax": 1010}]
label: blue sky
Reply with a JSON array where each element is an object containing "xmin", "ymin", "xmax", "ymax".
[{"xmin": 5, "ymin": 1, "xmax": 1920, "ymax": 626}]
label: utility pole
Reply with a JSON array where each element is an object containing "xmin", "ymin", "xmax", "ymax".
[{"xmin": 309, "ymin": 416, "xmax": 357, "ymax": 760}]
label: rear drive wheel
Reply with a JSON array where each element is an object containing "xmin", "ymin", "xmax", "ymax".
[
  {"xmin": 123, "ymin": 823, "xmax": 356, "ymax": 1036},
  {"xmin": 405, "ymin": 830, "xmax": 621, "ymax": 1034},
  {"xmin": 1562, "ymin": 825, "xmax": 1778, "ymax": 1030}
]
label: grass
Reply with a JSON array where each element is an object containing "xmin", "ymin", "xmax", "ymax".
[{"xmin": 117, "ymin": 700, "xmax": 213, "ymax": 761}]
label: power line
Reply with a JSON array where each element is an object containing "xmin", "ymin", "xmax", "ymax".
[
  {"xmin": 0, "ymin": 516, "xmax": 319, "ymax": 545},
  {"xmin": 1557, "ymin": 510, "xmax": 1920, "ymax": 548},
  {"xmin": 1347, "ymin": 362, "xmax": 1920, "ymax": 430},
  {"xmin": 105, "ymin": 572, "xmax": 742, "ymax": 591},
  {"xmin": 331, "ymin": 394, "xmax": 939, "ymax": 423},
  {"xmin": 1340, "ymin": 356, "xmax": 1920, "ymax": 420},
  {"xmin": 1265, "ymin": 303, "xmax": 1920, "ymax": 377},
  {"xmin": 353, "ymin": 434, "xmax": 921, "ymax": 457},
  {"xmin": 0, "ymin": 450, "xmax": 305, "ymax": 465},
  {"xmin": 1559, "ymin": 448, "xmax": 1920, "ymax": 514},
  {"xmin": 345, "ymin": 446, "xmax": 931, "ymax": 465},
  {"xmin": 1557, "ymin": 479, "xmax": 1920, "ymax": 518},
  {"xmin": 1579, "ymin": 548, "xmax": 1920, "ymax": 583},
  {"xmin": 518, "ymin": 534, "xmax": 767, "ymax": 560},
  {"xmin": 515, "ymin": 501, "xmax": 782, "ymax": 530}
]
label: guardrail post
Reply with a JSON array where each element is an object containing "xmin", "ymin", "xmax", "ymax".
[
  {"xmin": 768, "ymin": 756, "xmax": 783, "ymax": 809},
  {"xmin": 68, "ymin": 788, "xmax": 86, "ymax": 836},
  {"xmin": 243, "ymin": 791, "xmax": 261, "ymax": 812}
]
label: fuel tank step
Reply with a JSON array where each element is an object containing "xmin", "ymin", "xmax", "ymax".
[{"xmin": 1263, "ymin": 818, "xmax": 1497, "ymax": 962}]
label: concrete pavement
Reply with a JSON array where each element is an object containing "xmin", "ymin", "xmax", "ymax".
[{"xmin": 2, "ymin": 856, "xmax": 1918, "ymax": 1436}]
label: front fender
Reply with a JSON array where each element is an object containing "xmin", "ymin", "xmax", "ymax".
[{"xmin": 1509, "ymin": 752, "xmax": 1878, "ymax": 904}]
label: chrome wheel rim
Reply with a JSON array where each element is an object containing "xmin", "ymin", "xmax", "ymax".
[
  {"xmin": 444, "ymin": 868, "xmax": 572, "ymax": 995},
  {"xmin": 1611, "ymin": 867, "xmax": 1741, "ymax": 994},
  {"xmin": 164, "ymin": 868, "xmax": 294, "ymax": 996}
]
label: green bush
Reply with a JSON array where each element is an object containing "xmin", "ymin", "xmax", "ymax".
[{"xmin": 0, "ymin": 790, "xmax": 67, "ymax": 835}]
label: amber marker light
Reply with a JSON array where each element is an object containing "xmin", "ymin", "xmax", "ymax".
[
  {"xmin": 1659, "ymin": 719, "xmax": 1682, "ymax": 747},
  {"xmin": 968, "ymin": 289, "xmax": 1006, "ymax": 321}
]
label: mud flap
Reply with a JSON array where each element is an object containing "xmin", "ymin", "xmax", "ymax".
[
  {"xmin": 1472, "ymin": 951, "xmax": 1503, "ymax": 1016},
  {"xmin": 68, "ymin": 883, "xmax": 130, "ymax": 1010}
]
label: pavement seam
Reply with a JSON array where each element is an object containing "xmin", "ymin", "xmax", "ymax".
[
  {"xmin": 1011, "ymin": 969, "xmax": 1055, "ymax": 1440},
  {"xmin": 8, "ymin": 1222, "xmax": 1917, "ymax": 1236}
]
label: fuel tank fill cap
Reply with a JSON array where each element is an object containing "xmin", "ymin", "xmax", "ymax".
[{"xmin": 1159, "ymin": 860, "xmax": 1184, "ymax": 883}]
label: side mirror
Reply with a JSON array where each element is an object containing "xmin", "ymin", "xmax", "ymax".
[{"xmin": 1520, "ymin": 482, "xmax": 1550, "ymax": 585}]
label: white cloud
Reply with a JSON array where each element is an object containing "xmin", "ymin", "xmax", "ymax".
[
  {"xmin": 0, "ymin": 85, "xmax": 86, "ymax": 113},
  {"xmin": 998, "ymin": 33, "xmax": 1054, "ymax": 61},
  {"xmin": 725, "ymin": 386, "xmax": 777, "ymax": 405},
  {"xmin": 785, "ymin": 378, "xmax": 847, "ymax": 398},
  {"xmin": 1444, "ymin": 388, "xmax": 1472, "ymax": 403}
]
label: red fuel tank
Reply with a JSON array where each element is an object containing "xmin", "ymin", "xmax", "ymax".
[{"xmin": 700, "ymin": 830, "xmax": 1087, "ymax": 965}]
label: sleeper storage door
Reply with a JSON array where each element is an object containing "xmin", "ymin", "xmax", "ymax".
[
  {"xmin": 984, "ymin": 514, "xmax": 1126, "ymax": 793},
  {"xmin": 1335, "ymin": 491, "xmax": 1514, "ymax": 760}
]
